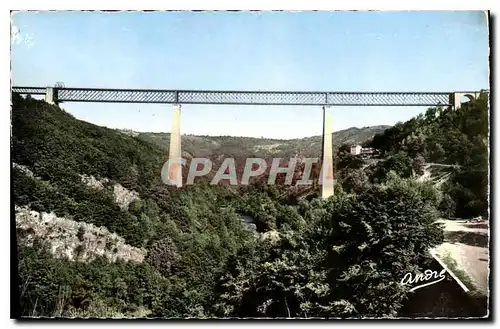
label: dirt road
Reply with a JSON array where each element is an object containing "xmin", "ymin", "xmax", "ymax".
[{"xmin": 432, "ymin": 219, "xmax": 489, "ymax": 296}]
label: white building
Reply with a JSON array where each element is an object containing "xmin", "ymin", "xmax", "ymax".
[
  {"xmin": 361, "ymin": 147, "xmax": 375, "ymax": 155},
  {"xmin": 350, "ymin": 145, "xmax": 377, "ymax": 157},
  {"xmin": 350, "ymin": 145, "xmax": 362, "ymax": 155}
]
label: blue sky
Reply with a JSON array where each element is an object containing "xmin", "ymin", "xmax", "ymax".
[{"xmin": 11, "ymin": 11, "xmax": 489, "ymax": 139}]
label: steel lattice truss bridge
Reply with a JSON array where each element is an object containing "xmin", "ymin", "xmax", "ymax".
[
  {"xmin": 12, "ymin": 86, "xmax": 470, "ymax": 107},
  {"xmin": 11, "ymin": 85, "xmax": 483, "ymax": 199}
]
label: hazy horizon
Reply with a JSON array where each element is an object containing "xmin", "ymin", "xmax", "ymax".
[{"xmin": 116, "ymin": 123, "xmax": 391, "ymax": 140}]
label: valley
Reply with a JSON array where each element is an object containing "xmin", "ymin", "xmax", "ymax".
[{"xmin": 11, "ymin": 92, "xmax": 489, "ymax": 318}]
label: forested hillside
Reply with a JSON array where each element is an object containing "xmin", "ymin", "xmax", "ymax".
[
  {"xmin": 368, "ymin": 93, "xmax": 489, "ymax": 218},
  {"xmin": 12, "ymin": 93, "xmax": 488, "ymax": 318},
  {"xmin": 12, "ymin": 94, "xmax": 253, "ymax": 317}
]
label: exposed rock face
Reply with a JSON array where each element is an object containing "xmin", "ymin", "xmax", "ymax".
[
  {"xmin": 416, "ymin": 165, "xmax": 432, "ymax": 182},
  {"xmin": 15, "ymin": 166, "xmax": 143, "ymax": 261},
  {"xmin": 239, "ymin": 215, "xmax": 259, "ymax": 238},
  {"xmin": 113, "ymin": 184, "xmax": 140, "ymax": 211},
  {"xmin": 12, "ymin": 163, "xmax": 35, "ymax": 178},
  {"xmin": 80, "ymin": 174, "xmax": 140, "ymax": 211},
  {"xmin": 118, "ymin": 128, "xmax": 140, "ymax": 137},
  {"xmin": 260, "ymin": 230, "xmax": 280, "ymax": 244},
  {"xmin": 15, "ymin": 205, "xmax": 146, "ymax": 263},
  {"xmin": 80, "ymin": 174, "xmax": 109, "ymax": 191}
]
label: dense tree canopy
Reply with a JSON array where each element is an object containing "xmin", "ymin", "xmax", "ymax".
[{"xmin": 368, "ymin": 93, "xmax": 489, "ymax": 218}]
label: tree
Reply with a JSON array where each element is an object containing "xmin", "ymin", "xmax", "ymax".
[
  {"xmin": 412, "ymin": 154, "xmax": 426, "ymax": 176},
  {"xmin": 147, "ymin": 238, "xmax": 181, "ymax": 276},
  {"xmin": 214, "ymin": 175, "xmax": 444, "ymax": 318},
  {"xmin": 342, "ymin": 168, "xmax": 369, "ymax": 193},
  {"xmin": 385, "ymin": 151, "xmax": 414, "ymax": 178},
  {"xmin": 439, "ymin": 194, "xmax": 456, "ymax": 219}
]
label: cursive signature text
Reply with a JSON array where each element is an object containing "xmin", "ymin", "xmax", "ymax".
[{"xmin": 401, "ymin": 269, "xmax": 446, "ymax": 292}]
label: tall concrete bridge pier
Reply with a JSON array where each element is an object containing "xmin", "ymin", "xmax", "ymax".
[
  {"xmin": 168, "ymin": 104, "xmax": 183, "ymax": 188},
  {"xmin": 321, "ymin": 107, "xmax": 335, "ymax": 198}
]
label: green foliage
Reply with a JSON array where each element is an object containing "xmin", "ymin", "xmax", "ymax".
[
  {"xmin": 341, "ymin": 168, "xmax": 369, "ymax": 193},
  {"xmin": 12, "ymin": 96, "xmax": 255, "ymax": 317},
  {"xmin": 17, "ymin": 241, "xmax": 172, "ymax": 317},
  {"xmin": 412, "ymin": 155, "xmax": 426, "ymax": 176},
  {"xmin": 438, "ymin": 194, "xmax": 457, "ymax": 219},
  {"xmin": 147, "ymin": 238, "xmax": 181, "ymax": 276},
  {"xmin": 336, "ymin": 144, "xmax": 365, "ymax": 171},
  {"xmin": 12, "ymin": 92, "xmax": 486, "ymax": 318},
  {"xmin": 11, "ymin": 94, "xmax": 164, "ymax": 196},
  {"xmin": 213, "ymin": 176, "xmax": 444, "ymax": 318},
  {"xmin": 386, "ymin": 152, "xmax": 414, "ymax": 178},
  {"xmin": 441, "ymin": 168, "xmax": 488, "ymax": 217},
  {"xmin": 364, "ymin": 151, "xmax": 414, "ymax": 185},
  {"xmin": 369, "ymin": 94, "xmax": 489, "ymax": 218}
]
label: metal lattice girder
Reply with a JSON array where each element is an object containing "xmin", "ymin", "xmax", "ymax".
[
  {"xmin": 11, "ymin": 87, "xmax": 46, "ymax": 95},
  {"xmin": 178, "ymin": 91, "xmax": 327, "ymax": 105},
  {"xmin": 57, "ymin": 88, "xmax": 178, "ymax": 104},
  {"xmin": 12, "ymin": 86, "xmax": 453, "ymax": 106},
  {"xmin": 326, "ymin": 92, "xmax": 450, "ymax": 106}
]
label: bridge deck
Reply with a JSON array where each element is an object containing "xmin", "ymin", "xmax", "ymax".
[{"xmin": 12, "ymin": 86, "xmax": 453, "ymax": 106}]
